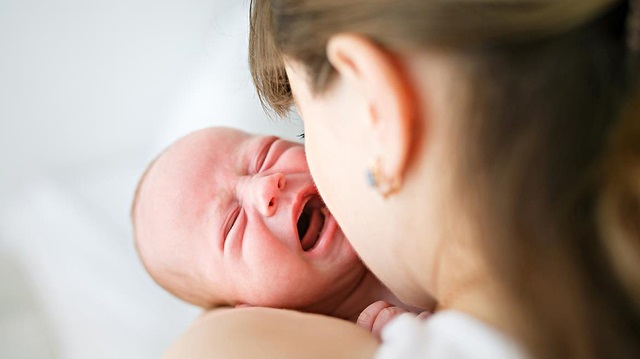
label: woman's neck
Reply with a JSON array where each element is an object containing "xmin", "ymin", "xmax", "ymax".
[{"xmin": 434, "ymin": 263, "xmax": 519, "ymax": 339}]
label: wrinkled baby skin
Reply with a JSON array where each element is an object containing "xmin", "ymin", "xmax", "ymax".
[{"xmin": 134, "ymin": 127, "xmax": 370, "ymax": 316}]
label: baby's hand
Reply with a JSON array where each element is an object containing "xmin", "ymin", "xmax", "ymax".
[{"xmin": 356, "ymin": 300, "xmax": 431, "ymax": 340}]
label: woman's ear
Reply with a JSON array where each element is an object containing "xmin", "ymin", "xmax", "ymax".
[{"xmin": 326, "ymin": 34, "xmax": 416, "ymax": 188}]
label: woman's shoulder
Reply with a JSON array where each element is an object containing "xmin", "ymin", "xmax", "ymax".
[
  {"xmin": 376, "ymin": 310, "xmax": 529, "ymax": 359},
  {"xmin": 163, "ymin": 307, "xmax": 379, "ymax": 359}
]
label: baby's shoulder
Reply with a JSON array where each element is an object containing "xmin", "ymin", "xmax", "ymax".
[{"xmin": 165, "ymin": 307, "xmax": 378, "ymax": 359}]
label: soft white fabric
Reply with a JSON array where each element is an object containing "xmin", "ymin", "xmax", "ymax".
[{"xmin": 375, "ymin": 310, "xmax": 528, "ymax": 359}]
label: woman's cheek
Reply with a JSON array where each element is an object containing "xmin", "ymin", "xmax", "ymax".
[
  {"xmin": 303, "ymin": 132, "xmax": 321, "ymax": 183},
  {"xmin": 304, "ymin": 130, "xmax": 329, "ymax": 191},
  {"xmin": 304, "ymin": 126, "xmax": 344, "ymax": 219}
]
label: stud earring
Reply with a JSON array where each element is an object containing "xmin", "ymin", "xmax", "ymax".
[
  {"xmin": 366, "ymin": 157, "xmax": 402, "ymax": 198},
  {"xmin": 366, "ymin": 163, "xmax": 378, "ymax": 188}
]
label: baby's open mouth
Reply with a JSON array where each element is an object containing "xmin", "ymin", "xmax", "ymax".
[{"xmin": 297, "ymin": 195, "xmax": 326, "ymax": 251}]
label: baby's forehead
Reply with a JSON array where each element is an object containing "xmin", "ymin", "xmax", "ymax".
[
  {"xmin": 160, "ymin": 128, "xmax": 254, "ymax": 166},
  {"xmin": 134, "ymin": 128, "xmax": 261, "ymax": 277},
  {"xmin": 177, "ymin": 127, "xmax": 254, "ymax": 153}
]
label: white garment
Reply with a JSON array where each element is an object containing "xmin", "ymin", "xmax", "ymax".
[{"xmin": 375, "ymin": 311, "xmax": 528, "ymax": 359}]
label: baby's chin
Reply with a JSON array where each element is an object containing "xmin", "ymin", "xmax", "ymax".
[{"xmin": 238, "ymin": 271, "xmax": 360, "ymax": 311}]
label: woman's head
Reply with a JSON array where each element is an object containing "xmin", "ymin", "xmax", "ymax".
[{"xmin": 250, "ymin": 0, "xmax": 640, "ymax": 357}]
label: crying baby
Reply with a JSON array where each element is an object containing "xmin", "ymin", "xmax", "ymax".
[{"xmin": 131, "ymin": 127, "xmax": 417, "ymax": 323}]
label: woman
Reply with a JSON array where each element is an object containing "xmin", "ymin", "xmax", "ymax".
[{"xmin": 165, "ymin": 0, "xmax": 640, "ymax": 358}]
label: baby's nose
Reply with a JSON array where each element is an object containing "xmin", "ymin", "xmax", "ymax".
[{"xmin": 252, "ymin": 172, "xmax": 286, "ymax": 217}]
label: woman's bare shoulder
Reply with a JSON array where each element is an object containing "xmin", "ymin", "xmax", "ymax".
[{"xmin": 163, "ymin": 307, "xmax": 379, "ymax": 359}]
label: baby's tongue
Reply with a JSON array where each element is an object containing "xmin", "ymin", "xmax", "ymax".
[{"xmin": 300, "ymin": 208, "xmax": 324, "ymax": 251}]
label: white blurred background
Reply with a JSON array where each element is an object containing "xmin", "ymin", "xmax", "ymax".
[{"xmin": 0, "ymin": 1, "xmax": 302, "ymax": 358}]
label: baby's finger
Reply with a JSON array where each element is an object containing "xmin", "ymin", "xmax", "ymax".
[
  {"xmin": 357, "ymin": 301, "xmax": 393, "ymax": 333},
  {"xmin": 417, "ymin": 310, "xmax": 432, "ymax": 320},
  {"xmin": 371, "ymin": 306, "xmax": 411, "ymax": 339}
]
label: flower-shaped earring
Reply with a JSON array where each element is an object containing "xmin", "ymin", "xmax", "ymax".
[{"xmin": 366, "ymin": 157, "xmax": 401, "ymax": 198}]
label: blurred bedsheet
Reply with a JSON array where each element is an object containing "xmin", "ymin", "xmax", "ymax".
[{"xmin": 0, "ymin": 153, "xmax": 200, "ymax": 359}]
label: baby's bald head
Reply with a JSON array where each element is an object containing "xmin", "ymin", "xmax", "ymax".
[{"xmin": 131, "ymin": 128, "xmax": 252, "ymax": 308}]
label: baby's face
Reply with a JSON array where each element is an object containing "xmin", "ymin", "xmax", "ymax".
[{"xmin": 135, "ymin": 127, "xmax": 366, "ymax": 309}]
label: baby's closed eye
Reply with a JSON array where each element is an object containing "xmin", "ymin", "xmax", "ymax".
[{"xmin": 223, "ymin": 206, "xmax": 241, "ymax": 245}]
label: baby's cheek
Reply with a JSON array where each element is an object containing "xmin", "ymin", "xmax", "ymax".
[
  {"xmin": 280, "ymin": 147, "xmax": 309, "ymax": 173},
  {"xmin": 243, "ymin": 251, "xmax": 318, "ymax": 307}
]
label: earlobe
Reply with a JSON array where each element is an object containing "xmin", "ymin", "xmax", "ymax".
[{"xmin": 326, "ymin": 34, "xmax": 416, "ymax": 195}]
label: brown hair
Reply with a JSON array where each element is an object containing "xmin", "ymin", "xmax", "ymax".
[{"xmin": 250, "ymin": 0, "xmax": 640, "ymax": 357}]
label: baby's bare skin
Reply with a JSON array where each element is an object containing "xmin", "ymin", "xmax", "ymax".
[{"xmin": 132, "ymin": 127, "xmax": 425, "ymax": 329}]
